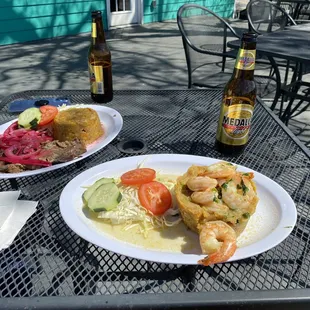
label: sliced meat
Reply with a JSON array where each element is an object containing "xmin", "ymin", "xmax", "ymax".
[
  {"xmin": 0, "ymin": 163, "xmax": 27, "ymax": 173},
  {"xmin": 38, "ymin": 139, "xmax": 86, "ymax": 163},
  {"xmin": 0, "ymin": 161, "xmax": 8, "ymax": 172},
  {"xmin": 0, "ymin": 162, "xmax": 46, "ymax": 173},
  {"xmin": 7, "ymin": 164, "xmax": 27, "ymax": 173}
]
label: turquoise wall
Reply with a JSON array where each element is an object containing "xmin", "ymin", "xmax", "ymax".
[
  {"xmin": 0, "ymin": 0, "xmax": 234, "ymax": 45},
  {"xmin": 144, "ymin": 0, "xmax": 235, "ymax": 23},
  {"xmin": 0, "ymin": 0, "xmax": 107, "ymax": 45}
]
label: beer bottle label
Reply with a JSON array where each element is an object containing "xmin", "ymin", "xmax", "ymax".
[
  {"xmin": 92, "ymin": 23, "xmax": 97, "ymax": 38},
  {"xmin": 88, "ymin": 62, "xmax": 111, "ymax": 94},
  {"xmin": 216, "ymin": 97, "xmax": 254, "ymax": 146},
  {"xmin": 235, "ymin": 49, "xmax": 256, "ymax": 70}
]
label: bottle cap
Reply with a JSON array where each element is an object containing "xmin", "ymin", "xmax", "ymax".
[
  {"xmin": 91, "ymin": 11, "xmax": 102, "ymax": 18},
  {"xmin": 242, "ymin": 32, "xmax": 257, "ymax": 42}
]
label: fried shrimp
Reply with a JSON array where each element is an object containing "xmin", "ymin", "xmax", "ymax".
[
  {"xmin": 191, "ymin": 188, "xmax": 218, "ymax": 205},
  {"xmin": 175, "ymin": 162, "xmax": 259, "ymax": 266},
  {"xmin": 187, "ymin": 176, "xmax": 217, "ymax": 191},
  {"xmin": 221, "ymin": 172, "xmax": 258, "ymax": 214},
  {"xmin": 198, "ymin": 221, "xmax": 237, "ymax": 266},
  {"xmin": 202, "ymin": 161, "xmax": 237, "ymax": 179},
  {"xmin": 204, "ymin": 201, "xmax": 230, "ymax": 214}
]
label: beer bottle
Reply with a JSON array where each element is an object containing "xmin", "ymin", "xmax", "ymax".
[
  {"xmin": 215, "ymin": 32, "xmax": 257, "ymax": 155},
  {"xmin": 88, "ymin": 11, "xmax": 113, "ymax": 103}
]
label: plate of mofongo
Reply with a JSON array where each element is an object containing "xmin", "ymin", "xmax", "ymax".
[
  {"xmin": 59, "ymin": 154, "xmax": 297, "ymax": 266},
  {"xmin": 0, "ymin": 105, "xmax": 123, "ymax": 178}
]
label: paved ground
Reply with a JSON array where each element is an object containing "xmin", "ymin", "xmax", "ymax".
[{"xmin": 0, "ymin": 18, "xmax": 309, "ymax": 146}]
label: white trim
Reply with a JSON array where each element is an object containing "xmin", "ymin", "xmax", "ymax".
[
  {"xmin": 106, "ymin": 0, "xmax": 111, "ymax": 28},
  {"xmin": 106, "ymin": 0, "xmax": 142, "ymax": 28},
  {"xmin": 139, "ymin": 0, "xmax": 144, "ymax": 24}
]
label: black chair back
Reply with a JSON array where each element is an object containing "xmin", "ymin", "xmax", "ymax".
[
  {"xmin": 177, "ymin": 4, "xmax": 241, "ymax": 88},
  {"xmin": 247, "ymin": 0, "xmax": 297, "ymax": 35}
]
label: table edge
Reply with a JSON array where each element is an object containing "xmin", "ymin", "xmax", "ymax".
[
  {"xmin": 2, "ymin": 289, "xmax": 310, "ymax": 310},
  {"xmin": 227, "ymin": 38, "xmax": 310, "ymax": 64}
]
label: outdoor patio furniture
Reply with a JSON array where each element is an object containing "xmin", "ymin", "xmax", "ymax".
[
  {"xmin": 247, "ymin": 0, "xmax": 297, "ymax": 85},
  {"xmin": 277, "ymin": 1, "xmax": 295, "ymax": 15},
  {"xmin": 1, "ymin": 89, "xmax": 310, "ymax": 309},
  {"xmin": 177, "ymin": 4, "xmax": 241, "ymax": 89},
  {"xmin": 248, "ymin": 0, "xmax": 297, "ymax": 33},
  {"xmin": 228, "ymin": 23, "xmax": 310, "ymax": 124},
  {"xmin": 276, "ymin": 0, "xmax": 310, "ymax": 20},
  {"xmin": 298, "ymin": 3, "xmax": 310, "ymax": 20},
  {"xmin": 177, "ymin": 3, "xmax": 277, "ymax": 98}
]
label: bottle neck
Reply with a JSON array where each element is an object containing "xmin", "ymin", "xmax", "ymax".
[
  {"xmin": 232, "ymin": 40, "xmax": 256, "ymax": 80},
  {"xmin": 91, "ymin": 16, "xmax": 106, "ymax": 44}
]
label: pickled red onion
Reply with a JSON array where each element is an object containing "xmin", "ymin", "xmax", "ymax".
[
  {"xmin": 0, "ymin": 157, "xmax": 51, "ymax": 167},
  {"xmin": 0, "ymin": 121, "xmax": 53, "ymax": 167}
]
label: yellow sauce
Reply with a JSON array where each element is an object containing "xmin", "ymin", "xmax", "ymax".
[
  {"xmin": 83, "ymin": 173, "xmax": 277, "ymax": 255},
  {"xmin": 89, "ymin": 213, "xmax": 202, "ymax": 254},
  {"xmin": 83, "ymin": 173, "xmax": 202, "ymax": 254}
]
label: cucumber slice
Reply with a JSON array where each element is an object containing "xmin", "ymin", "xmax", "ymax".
[
  {"xmin": 82, "ymin": 177, "xmax": 114, "ymax": 205},
  {"xmin": 18, "ymin": 108, "xmax": 42, "ymax": 129},
  {"xmin": 88, "ymin": 183, "xmax": 122, "ymax": 212}
]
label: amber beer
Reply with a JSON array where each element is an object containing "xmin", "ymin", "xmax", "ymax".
[
  {"xmin": 215, "ymin": 32, "xmax": 257, "ymax": 154},
  {"xmin": 88, "ymin": 11, "xmax": 113, "ymax": 103}
]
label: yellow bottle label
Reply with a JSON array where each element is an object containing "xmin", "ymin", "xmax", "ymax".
[
  {"xmin": 216, "ymin": 98, "xmax": 254, "ymax": 146},
  {"xmin": 88, "ymin": 63, "xmax": 110, "ymax": 94},
  {"xmin": 92, "ymin": 23, "xmax": 97, "ymax": 38},
  {"xmin": 235, "ymin": 49, "xmax": 256, "ymax": 70}
]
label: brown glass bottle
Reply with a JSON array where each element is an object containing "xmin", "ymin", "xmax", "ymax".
[
  {"xmin": 88, "ymin": 11, "xmax": 113, "ymax": 103},
  {"xmin": 215, "ymin": 32, "xmax": 257, "ymax": 155}
]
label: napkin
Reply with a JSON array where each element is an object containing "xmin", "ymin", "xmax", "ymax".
[
  {"xmin": 0, "ymin": 191, "xmax": 38, "ymax": 251},
  {"xmin": 0, "ymin": 191, "xmax": 21, "ymax": 228}
]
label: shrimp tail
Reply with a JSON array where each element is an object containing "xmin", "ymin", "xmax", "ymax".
[
  {"xmin": 198, "ymin": 221, "xmax": 237, "ymax": 266},
  {"xmin": 198, "ymin": 242, "xmax": 237, "ymax": 266}
]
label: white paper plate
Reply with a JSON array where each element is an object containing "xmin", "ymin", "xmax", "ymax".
[
  {"xmin": 59, "ymin": 154, "xmax": 297, "ymax": 265},
  {"xmin": 0, "ymin": 105, "xmax": 123, "ymax": 179}
]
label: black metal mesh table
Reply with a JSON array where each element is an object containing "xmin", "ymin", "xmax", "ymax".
[{"xmin": 1, "ymin": 89, "xmax": 310, "ymax": 309}]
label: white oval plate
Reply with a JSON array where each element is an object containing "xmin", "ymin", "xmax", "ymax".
[
  {"xmin": 60, "ymin": 154, "xmax": 297, "ymax": 265},
  {"xmin": 0, "ymin": 105, "xmax": 123, "ymax": 178}
]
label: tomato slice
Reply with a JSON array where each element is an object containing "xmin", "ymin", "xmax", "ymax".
[
  {"xmin": 39, "ymin": 106, "xmax": 58, "ymax": 126},
  {"xmin": 138, "ymin": 181, "xmax": 172, "ymax": 215},
  {"xmin": 121, "ymin": 168, "xmax": 156, "ymax": 185}
]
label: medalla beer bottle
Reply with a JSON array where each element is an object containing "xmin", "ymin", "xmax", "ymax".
[
  {"xmin": 215, "ymin": 32, "xmax": 257, "ymax": 154},
  {"xmin": 88, "ymin": 11, "xmax": 113, "ymax": 103}
]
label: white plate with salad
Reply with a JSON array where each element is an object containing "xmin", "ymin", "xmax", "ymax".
[
  {"xmin": 0, "ymin": 105, "xmax": 123, "ymax": 178},
  {"xmin": 59, "ymin": 154, "xmax": 297, "ymax": 265}
]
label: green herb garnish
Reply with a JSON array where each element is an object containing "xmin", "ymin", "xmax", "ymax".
[
  {"xmin": 213, "ymin": 197, "xmax": 219, "ymax": 203},
  {"xmin": 222, "ymin": 179, "xmax": 231, "ymax": 190},
  {"xmin": 241, "ymin": 179, "xmax": 249, "ymax": 195},
  {"xmin": 242, "ymin": 212, "xmax": 250, "ymax": 219}
]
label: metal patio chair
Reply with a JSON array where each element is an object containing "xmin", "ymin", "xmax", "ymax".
[
  {"xmin": 177, "ymin": 4, "xmax": 241, "ymax": 89},
  {"xmin": 247, "ymin": 0, "xmax": 296, "ymax": 35},
  {"xmin": 247, "ymin": 0, "xmax": 310, "ymax": 125},
  {"xmin": 247, "ymin": 0, "xmax": 297, "ymax": 82},
  {"xmin": 247, "ymin": 0, "xmax": 299, "ymax": 113},
  {"xmin": 297, "ymin": 3, "xmax": 310, "ymax": 20},
  {"xmin": 177, "ymin": 3, "xmax": 277, "ymax": 99}
]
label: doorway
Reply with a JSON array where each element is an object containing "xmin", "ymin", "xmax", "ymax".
[{"xmin": 107, "ymin": 0, "xmax": 142, "ymax": 27}]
